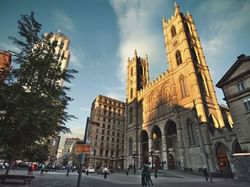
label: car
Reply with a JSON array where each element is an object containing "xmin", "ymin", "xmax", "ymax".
[{"xmin": 86, "ymin": 167, "xmax": 95, "ymax": 173}]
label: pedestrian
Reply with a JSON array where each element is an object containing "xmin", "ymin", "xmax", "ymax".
[
  {"xmin": 86, "ymin": 169, "xmax": 89, "ymax": 175},
  {"xmin": 28, "ymin": 165, "xmax": 33, "ymax": 175},
  {"xmin": 66, "ymin": 165, "xmax": 70, "ymax": 176},
  {"xmin": 104, "ymin": 167, "xmax": 108, "ymax": 179},
  {"xmin": 144, "ymin": 166, "xmax": 153, "ymax": 186},
  {"xmin": 40, "ymin": 163, "xmax": 45, "ymax": 175},
  {"xmin": 203, "ymin": 168, "xmax": 208, "ymax": 181},
  {"xmin": 126, "ymin": 168, "xmax": 129, "ymax": 176},
  {"xmin": 141, "ymin": 165, "xmax": 147, "ymax": 186},
  {"xmin": 154, "ymin": 168, "xmax": 157, "ymax": 178}
]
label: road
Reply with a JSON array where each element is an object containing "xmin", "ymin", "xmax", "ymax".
[{"xmin": 0, "ymin": 169, "xmax": 249, "ymax": 187}]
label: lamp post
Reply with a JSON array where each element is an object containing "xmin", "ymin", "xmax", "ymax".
[
  {"xmin": 132, "ymin": 152, "xmax": 137, "ymax": 174},
  {"xmin": 111, "ymin": 155, "xmax": 115, "ymax": 169},
  {"xmin": 149, "ymin": 150, "xmax": 154, "ymax": 169},
  {"xmin": 121, "ymin": 154, "xmax": 125, "ymax": 170}
]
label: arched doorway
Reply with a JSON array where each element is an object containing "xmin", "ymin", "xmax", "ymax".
[
  {"xmin": 151, "ymin": 126, "xmax": 162, "ymax": 170},
  {"xmin": 215, "ymin": 143, "xmax": 232, "ymax": 176},
  {"xmin": 141, "ymin": 130, "xmax": 149, "ymax": 165},
  {"xmin": 165, "ymin": 120, "xmax": 177, "ymax": 170},
  {"xmin": 168, "ymin": 154, "xmax": 175, "ymax": 170}
]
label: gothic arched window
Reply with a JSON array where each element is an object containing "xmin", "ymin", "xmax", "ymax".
[
  {"xmin": 171, "ymin": 26, "xmax": 177, "ymax": 37},
  {"xmin": 199, "ymin": 73, "xmax": 210, "ymax": 96},
  {"xmin": 187, "ymin": 119, "xmax": 198, "ymax": 146},
  {"xmin": 130, "ymin": 88, "xmax": 133, "ymax": 99},
  {"xmin": 180, "ymin": 75, "xmax": 189, "ymax": 98},
  {"xmin": 129, "ymin": 137, "xmax": 133, "ymax": 155},
  {"xmin": 129, "ymin": 107, "xmax": 133, "ymax": 123},
  {"xmin": 176, "ymin": 50, "xmax": 182, "ymax": 65},
  {"xmin": 131, "ymin": 67, "xmax": 133, "ymax": 76}
]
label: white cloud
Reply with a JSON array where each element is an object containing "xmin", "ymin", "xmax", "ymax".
[
  {"xmin": 200, "ymin": 1, "xmax": 250, "ymax": 71},
  {"xmin": 70, "ymin": 45, "xmax": 84, "ymax": 69},
  {"xmin": 59, "ymin": 127, "xmax": 84, "ymax": 149},
  {"xmin": 110, "ymin": 0, "xmax": 167, "ymax": 82},
  {"xmin": 53, "ymin": 10, "xmax": 75, "ymax": 32},
  {"xmin": 104, "ymin": 86, "xmax": 125, "ymax": 101}
]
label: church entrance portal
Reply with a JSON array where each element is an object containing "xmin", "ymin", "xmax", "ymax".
[
  {"xmin": 215, "ymin": 143, "xmax": 232, "ymax": 177},
  {"xmin": 165, "ymin": 120, "xmax": 177, "ymax": 170}
]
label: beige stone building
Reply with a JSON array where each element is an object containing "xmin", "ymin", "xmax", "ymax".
[
  {"xmin": 217, "ymin": 54, "xmax": 250, "ymax": 152},
  {"xmin": 44, "ymin": 32, "xmax": 71, "ymax": 164},
  {"xmin": 124, "ymin": 3, "xmax": 238, "ymax": 175},
  {"xmin": 0, "ymin": 50, "xmax": 11, "ymax": 84},
  {"xmin": 86, "ymin": 95, "xmax": 126, "ymax": 169}
]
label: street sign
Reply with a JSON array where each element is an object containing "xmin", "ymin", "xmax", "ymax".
[{"xmin": 75, "ymin": 144, "xmax": 90, "ymax": 154}]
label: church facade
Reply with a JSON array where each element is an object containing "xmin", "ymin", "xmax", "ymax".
[{"xmin": 124, "ymin": 4, "xmax": 240, "ymax": 174}]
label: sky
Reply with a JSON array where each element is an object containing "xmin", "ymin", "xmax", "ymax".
[{"xmin": 1, "ymin": 0, "xmax": 250, "ymax": 148}]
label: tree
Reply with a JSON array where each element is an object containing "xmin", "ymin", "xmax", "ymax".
[
  {"xmin": 22, "ymin": 143, "xmax": 49, "ymax": 163},
  {"xmin": 0, "ymin": 12, "xmax": 77, "ymax": 175}
]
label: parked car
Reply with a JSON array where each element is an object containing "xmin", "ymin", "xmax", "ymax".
[{"xmin": 86, "ymin": 167, "xmax": 95, "ymax": 173}]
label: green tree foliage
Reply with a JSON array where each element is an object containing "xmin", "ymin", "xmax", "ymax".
[
  {"xmin": 0, "ymin": 12, "xmax": 77, "ymax": 173},
  {"xmin": 22, "ymin": 143, "xmax": 49, "ymax": 163}
]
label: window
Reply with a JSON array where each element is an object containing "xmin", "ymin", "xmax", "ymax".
[
  {"xmin": 180, "ymin": 75, "xmax": 189, "ymax": 98},
  {"xmin": 130, "ymin": 88, "xmax": 133, "ymax": 99},
  {"xmin": 93, "ymin": 150, "xmax": 96, "ymax": 156},
  {"xmin": 129, "ymin": 107, "xmax": 133, "ymax": 123},
  {"xmin": 238, "ymin": 81, "xmax": 245, "ymax": 91},
  {"xmin": 102, "ymin": 129, "xmax": 105, "ymax": 134},
  {"xmin": 96, "ymin": 128, "xmax": 98, "ymax": 133},
  {"xmin": 171, "ymin": 26, "xmax": 177, "ymax": 37},
  {"xmin": 187, "ymin": 119, "xmax": 198, "ymax": 146},
  {"xmin": 176, "ymin": 50, "xmax": 182, "ymax": 65},
  {"xmin": 103, "ymin": 123, "xmax": 105, "ymax": 128},
  {"xmin": 131, "ymin": 67, "xmax": 133, "ymax": 76},
  {"xmin": 129, "ymin": 138, "xmax": 133, "ymax": 155},
  {"xmin": 101, "ymin": 136, "xmax": 104, "ymax": 140},
  {"xmin": 96, "ymin": 135, "xmax": 98, "ymax": 140},
  {"xmin": 105, "ymin": 150, "xmax": 109, "ymax": 157},
  {"xmin": 107, "ymin": 137, "xmax": 109, "ymax": 141},
  {"xmin": 243, "ymin": 98, "xmax": 250, "ymax": 111}
]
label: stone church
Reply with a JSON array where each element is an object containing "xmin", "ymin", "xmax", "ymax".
[{"xmin": 124, "ymin": 3, "xmax": 241, "ymax": 174}]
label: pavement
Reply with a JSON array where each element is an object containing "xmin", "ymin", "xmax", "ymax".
[{"xmin": 0, "ymin": 169, "xmax": 249, "ymax": 187}]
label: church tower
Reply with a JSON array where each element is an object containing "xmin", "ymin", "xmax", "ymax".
[
  {"xmin": 126, "ymin": 50, "xmax": 149, "ymax": 104},
  {"xmin": 162, "ymin": 3, "xmax": 224, "ymax": 128}
]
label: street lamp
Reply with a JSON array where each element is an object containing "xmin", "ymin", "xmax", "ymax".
[
  {"xmin": 111, "ymin": 155, "xmax": 115, "ymax": 169},
  {"xmin": 120, "ymin": 154, "xmax": 125, "ymax": 170},
  {"xmin": 132, "ymin": 152, "xmax": 137, "ymax": 174},
  {"xmin": 149, "ymin": 150, "xmax": 155, "ymax": 169}
]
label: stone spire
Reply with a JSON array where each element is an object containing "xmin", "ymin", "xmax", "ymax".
[{"xmin": 174, "ymin": 2, "xmax": 180, "ymax": 16}]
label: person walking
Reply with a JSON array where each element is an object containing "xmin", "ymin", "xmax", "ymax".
[
  {"xmin": 141, "ymin": 165, "xmax": 147, "ymax": 186},
  {"xmin": 154, "ymin": 168, "xmax": 157, "ymax": 178},
  {"xmin": 144, "ymin": 166, "xmax": 153, "ymax": 186},
  {"xmin": 203, "ymin": 168, "xmax": 209, "ymax": 181},
  {"xmin": 40, "ymin": 163, "xmax": 45, "ymax": 175},
  {"xmin": 104, "ymin": 167, "xmax": 108, "ymax": 179},
  {"xmin": 66, "ymin": 165, "xmax": 70, "ymax": 176}
]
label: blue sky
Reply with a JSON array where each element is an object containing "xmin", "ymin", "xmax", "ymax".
[{"xmin": 1, "ymin": 0, "xmax": 250, "ymax": 147}]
